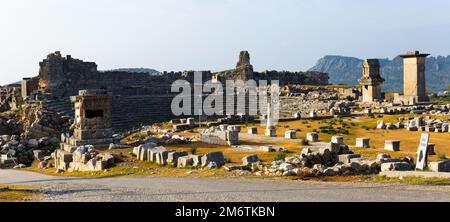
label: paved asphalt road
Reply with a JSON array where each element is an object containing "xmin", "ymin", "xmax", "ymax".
[{"xmin": 1, "ymin": 170, "xmax": 450, "ymax": 202}]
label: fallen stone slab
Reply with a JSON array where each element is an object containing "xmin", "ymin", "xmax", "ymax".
[
  {"xmin": 242, "ymin": 154, "xmax": 260, "ymax": 166},
  {"xmin": 338, "ymin": 154, "xmax": 362, "ymax": 164},
  {"xmin": 381, "ymin": 162, "xmax": 412, "ymax": 172},
  {"xmin": 167, "ymin": 151, "xmax": 188, "ymax": 166},
  {"xmin": 201, "ymin": 152, "xmax": 226, "ymax": 168},
  {"xmin": 224, "ymin": 165, "xmax": 244, "ymax": 171},
  {"xmin": 148, "ymin": 146, "xmax": 167, "ymax": 163},
  {"xmin": 156, "ymin": 150, "xmax": 171, "ymax": 165},
  {"xmin": 259, "ymin": 146, "xmax": 275, "ymax": 152},
  {"xmin": 380, "ymin": 171, "xmax": 450, "ymax": 179},
  {"xmin": 177, "ymin": 155, "xmax": 196, "ymax": 168},
  {"xmin": 429, "ymin": 159, "xmax": 450, "ymax": 172}
]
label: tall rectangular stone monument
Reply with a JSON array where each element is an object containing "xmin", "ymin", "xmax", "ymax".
[{"xmin": 61, "ymin": 90, "xmax": 113, "ymax": 152}]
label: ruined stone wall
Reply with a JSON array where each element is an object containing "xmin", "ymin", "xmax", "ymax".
[
  {"xmin": 37, "ymin": 52, "xmax": 211, "ymax": 99},
  {"xmin": 34, "ymin": 52, "xmax": 212, "ymax": 132}
]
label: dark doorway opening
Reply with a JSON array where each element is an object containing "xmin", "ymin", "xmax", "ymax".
[{"xmin": 85, "ymin": 110, "xmax": 104, "ymax": 118}]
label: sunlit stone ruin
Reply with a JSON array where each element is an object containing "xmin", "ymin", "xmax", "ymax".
[{"xmin": 1, "ymin": 49, "xmax": 450, "ymax": 178}]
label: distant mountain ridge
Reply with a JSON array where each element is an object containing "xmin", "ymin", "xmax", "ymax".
[{"xmin": 308, "ymin": 55, "xmax": 450, "ymax": 92}]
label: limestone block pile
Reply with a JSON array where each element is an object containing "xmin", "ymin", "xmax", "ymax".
[
  {"xmin": 54, "ymin": 145, "xmax": 115, "ymax": 172},
  {"xmin": 0, "ymin": 134, "xmax": 59, "ymax": 168},
  {"xmin": 133, "ymin": 143, "xmax": 226, "ymax": 169},
  {"xmin": 200, "ymin": 125, "xmax": 239, "ymax": 146}
]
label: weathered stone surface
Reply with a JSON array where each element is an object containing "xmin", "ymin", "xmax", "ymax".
[
  {"xmin": 284, "ymin": 130, "xmax": 297, "ymax": 139},
  {"xmin": 376, "ymin": 154, "xmax": 391, "ymax": 160},
  {"xmin": 359, "ymin": 59, "xmax": 384, "ymax": 103},
  {"xmin": 148, "ymin": 146, "xmax": 167, "ymax": 162},
  {"xmin": 155, "ymin": 150, "xmax": 170, "ymax": 165},
  {"xmin": 427, "ymin": 144, "xmax": 436, "ymax": 156},
  {"xmin": 33, "ymin": 150, "xmax": 45, "ymax": 161},
  {"xmin": 331, "ymin": 136, "xmax": 344, "ymax": 145},
  {"xmin": 247, "ymin": 127, "xmax": 258, "ymax": 135},
  {"xmin": 200, "ymin": 126, "xmax": 239, "ymax": 146},
  {"xmin": 265, "ymin": 127, "xmax": 277, "ymax": 137},
  {"xmin": 306, "ymin": 132, "xmax": 319, "ymax": 142},
  {"xmin": 201, "ymin": 152, "xmax": 226, "ymax": 168},
  {"xmin": 109, "ymin": 143, "xmax": 130, "ymax": 150},
  {"xmin": 279, "ymin": 163, "xmax": 294, "ymax": 172},
  {"xmin": 429, "ymin": 160, "xmax": 450, "ymax": 172},
  {"xmin": 167, "ymin": 151, "xmax": 188, "ymax": 166},
  {"xmin": 28, "ymin": 139, "xmax": 39, "ymax": 148},
  {"xmin": 177, "ymin": 155, "xmax": 196, "ymax": 168},
  {"xmin": 377, "ymin": 121, "xmax": 386, "ymax": 129},
  {"xmin": 259, "ymin": 146, "xmax": 275, "ymax": 152},
  {"xmin": 38, "ymin": 161, "xmax": 49, "ymax": 169},
  {"xmin": 381, "ymin": 162, "xmax": 412, "ymax": 172},
  {"xmin": 384, "ymin": 140, "xmax": 400, "ymax": 152},
  {"xmin": 242, "ymin": 154, "xmax": 260, "ymax": 166},
  {"xmin": 224, "ymin": 165, "xmax": 244, "ymax": 171},
  {"xmin": 338, "ymin": 154, "xmax": 362, "ymax": 164},
  {"xmin": 355, "ymin": 138, "xmax": 370, "ymax": 148},
  {"xmin": 377, "ymin": 157, "xmax": 402, "ymax": 164}
]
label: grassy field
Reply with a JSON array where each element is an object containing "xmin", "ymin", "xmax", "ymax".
[{"xmin": 0, "ymin": 184, "xmax": 43, "ymax": 202}]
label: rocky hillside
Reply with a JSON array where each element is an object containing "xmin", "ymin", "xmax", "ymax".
[{"xmin": 309, "ymin": 55, "xmax": 450, "ymax": 92}]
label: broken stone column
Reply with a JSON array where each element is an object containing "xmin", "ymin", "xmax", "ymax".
[{"xmin": 384, "ymin": 140, "xmax": 400, "ymax": 152}]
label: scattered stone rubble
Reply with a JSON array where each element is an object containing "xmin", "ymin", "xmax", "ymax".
[
  {"xmin": 200, "ymin": 125, "xmax": 240, "ymax": 146},
  {"xmin": 376, "ymin": 116, "xmax": 450, "ymax": 133},
  {"xmin": 0, "ymin": 134, "xmax": 59, "ymax": 168},
  {"xmin": 223, "ymin": 136, "xmax": 431, "ymax": 177},
  {"xmin": 54, "ymin": 145, "xmax": 115, "ymax": 172}
]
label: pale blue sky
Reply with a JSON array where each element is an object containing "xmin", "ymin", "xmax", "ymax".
[{"xmin": 1, "ymin": 0, "xmax": 450, "ymax": 84}]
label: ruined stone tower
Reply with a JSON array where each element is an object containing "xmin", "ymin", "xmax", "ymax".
[
  {"xmin": 61, "ymin": 90, "xmax": 113, "ymax": 151},
  {"xmin": 358, "ymin": 59, "xmax": 384, "ymax": 103},
  {"xmin": 235, "ymin": 51, "xmax": 254, "ymax": 81},
  {"xmin": 400, "ymin": 50, "xmax": 430, "ymax": 103}
]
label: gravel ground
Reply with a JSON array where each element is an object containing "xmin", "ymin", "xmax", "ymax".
[{"xmin": 1, "ymin": 169, "xmax": 450, "ymax": 202}]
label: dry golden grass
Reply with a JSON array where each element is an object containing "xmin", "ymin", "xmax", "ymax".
[{"xmin": 0, "ymin": 184, "xmax": 43, "ymax": 202}]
